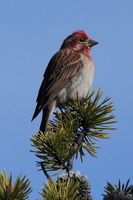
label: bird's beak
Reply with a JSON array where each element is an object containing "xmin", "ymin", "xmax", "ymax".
[{"xmin": 87, "ymin": 39, "xmax": 99, "ymax": 47}]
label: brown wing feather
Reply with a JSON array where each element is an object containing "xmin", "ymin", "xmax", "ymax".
[{"xmin": 32, "ymin": 49, "xmax": 83, "ymax": 120}]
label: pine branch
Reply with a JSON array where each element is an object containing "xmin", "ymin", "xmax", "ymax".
[
  {"xmin": 38, "ymin": 178, "xmax": 80, "ymax": 200},
  {"xmin": 38, "ymin": 171, "xmax": 92, "ymax": 200},
  {"xmin": 0, "ymin": 171, "xmax": 32, "ymax": 200},
  {"xmin": 103, "ymin": 179, "xmax": 133, "ymax": 200},
  {"xmin": 55, "ymin": 89, "xmax": 116, "ymax": 159},
  {"xmin": 59, "ymin": 171, "xmax": 93, "ymax": 200},
  {"xmin": 31, "ymin": 89, "xmax": 116, "ymax": 177},
  {"xmin": 31, "ymin": 126, "xmax": 77, "ymax": 176}
]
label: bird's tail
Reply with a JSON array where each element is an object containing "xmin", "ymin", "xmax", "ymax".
[{"xmin": 40, "ymin": 101, "xmax": 56, "ymax": 132}]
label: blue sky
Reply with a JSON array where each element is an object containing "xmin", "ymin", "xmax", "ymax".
[{"xmin": 0, "ymin": 0, "xmax": 133, "ymax": 199}]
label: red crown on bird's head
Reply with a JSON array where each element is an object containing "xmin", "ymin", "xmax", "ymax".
[{"xmin": 72, "ymin": 30, "xmax": 90, "ymax": 40}]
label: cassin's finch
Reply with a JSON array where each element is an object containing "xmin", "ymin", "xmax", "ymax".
[{"xmin": 32, "ymin": 31, "xmax": 98, "ymax": 132}]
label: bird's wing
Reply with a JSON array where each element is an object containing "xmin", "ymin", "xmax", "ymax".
[{"xmin": 32, "ymin": 49, "xmax": 83, "ymax": 120}]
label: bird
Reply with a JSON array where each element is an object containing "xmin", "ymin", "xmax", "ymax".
[{"xmin": 32, "ymin": 30, "xmax": 98, "ymax": 132}]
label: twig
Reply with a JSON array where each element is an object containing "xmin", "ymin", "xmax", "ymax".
[
  {"xmin": 66, "ymin": 132, "xmax": 86, "ymax": 176},
  {"xmin": 66, "ymin": 158, "xmax": 73, "ymax": 177},
  {"xmin": 40, "ymin": 162, "xmax": 50, "ymax": 179}
]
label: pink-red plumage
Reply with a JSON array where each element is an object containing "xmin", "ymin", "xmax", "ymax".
[
  {"xmin": 72, "ymin": 31, "xmax": 90, "ymax": 40},
  {"xmin": 32, "ymin": 31, "xmax": 98, "ymax": 132}
]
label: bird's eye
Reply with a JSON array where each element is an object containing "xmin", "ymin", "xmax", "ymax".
[{"xmin": 79, "ymin": 38, "xmax": 86, "ymax": 42}]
